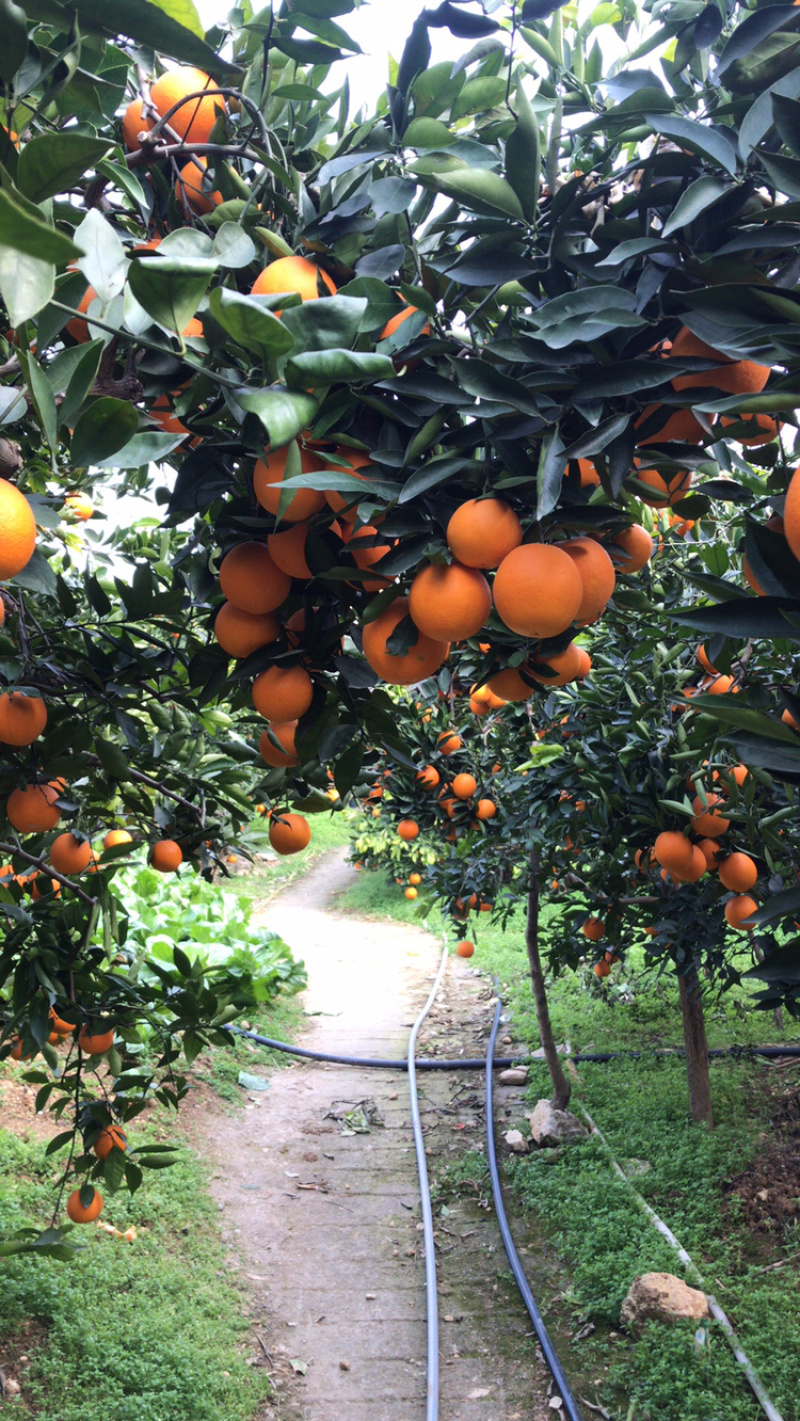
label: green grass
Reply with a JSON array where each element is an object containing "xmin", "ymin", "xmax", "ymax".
[
  {"xmin": 192, "ymin": 991, "xmax": 307, "ymax": 1103},
  {"xmin": 337, "ymin": 858, "xmax": 800, "ymax": 1421},
  {"xmin": 0, "ymin": 1125, "xmax": 270, "ymax": 1421}
]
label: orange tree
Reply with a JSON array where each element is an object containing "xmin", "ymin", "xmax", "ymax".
[{"xmin": 5, "ymin": 0, "xmax": 800, "ymax": 1232}]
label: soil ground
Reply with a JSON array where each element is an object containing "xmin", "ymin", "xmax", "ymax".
[{"xmin": 195, "ymin": 849, "xmax": 559, "ymax": 1421}]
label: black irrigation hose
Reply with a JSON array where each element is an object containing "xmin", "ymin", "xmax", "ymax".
[
  {"xmin": 484, "ymin": 986, "xmax": 587, "ymax": 1421},
  {"xmin": 230, "ymin": 1026, "xmax": 800, "ymax": 1070}
]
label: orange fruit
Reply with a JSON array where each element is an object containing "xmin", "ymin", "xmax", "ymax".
[
  {"xmin": 609, "ymin": 524, "xmax": 653, "ymax": 573},
  {"xmin": 253, "ymin": 444, "xmax": 327, "ymax": 523},
  {"xmin": 49, "ymin": 1007, "xmax": 78, "ymax": 1036},
  {"xmin": 475, "ymin": 799, "xmax": 496, "ymax": 820},
  {"xmin": 724, "ymin": 894, "xmax": 758, "ymax": 931},
  {"xmin": 486, "ymin": 667, "xmax": 533, "ymax": 701},
  {"xmin": 404, "ymin": 885, "xmax": 418, "ymax": 900},
  {"xmin": 78, "ymin": 1025, "xmax": 114, "ymax": 1055},
  {"xmin": 0, "ymin": 480, "xmax": 36, "ymax": 581},
  {"xmin": 456, "ymin": 940, "xmax": 475, "ymax": 959},
  {"xmin": 437, "ymin": 731, "xmax": 462, "ymax": 755},
  {"xmin": 362, "ymin": 598, "xmax": 449, "ymax": 685},
  {"xmin": 720, "ymin": 413, "xmax": 780, "ymax": 446},
  {"xmin": 696, "ymin": 838, "xmax": 722, "ymax": 869},
  {"xmin": 398, "ymin": 820, "xmax": 420, "ymax": 841},
  {"xmin": 704, "ymin": 674, "xmax": 735, "ymax": 695},
  {"xmin": 784, "ymin": 467, "xmax": 800, "ymax": 562},
  {"xmin": 50, "ymin": 833, "xmax": 94, "ymax": 876},
  {"xmin": 150, "ymin": 839, "xmax": 183, "ymax": 872},
  {"xmin": 697, "ymin": 644, "xmax": 717, "ymax": 675},
  {"xmin": 530, "ymin": 642, "xmax": 584, "ymax": 687},
  {"xmin": 408, "ymin": 563, "xmax": 491, "ymax": 641},
  {"xmin": 409, "ymin": 872, "xmax": 422, "ymax": 886},
  {"xmin": 654, "ymin": 831, "xmax": 694, "ymax": 877},
  {"xmin": 452, "ymin": 773, "xmax": 477, "ymax": 800},
  {"xmin": 269, "ymin": 810, "xmax": 311, "ymax": 855},
  {"xmin": 0, "ymin": 692, "xmax": 47, "ymax": 746},
  {"xmin": 672, "ymin": 844, "xmax": 707, "ymax": 883},
  {"xmin": 259, "ymin": 721, "xmax": 299, "ymax": 768},
  {"xmin": 470, "ymin": 694, "xmax": 490, "ymax": 716},
  {"xmin": 94, "ymin": 1124, "xmax": 127, "ymax": 1160},
  {"xmin": 636, "ymin": 404, "xmax": 708, "ymax": 445},
  {"xmin": 593, "ymin": 960, "xmax": 611, "ymax": 978},
  {"xmin": 173, "ymin": 156, "xmax": 223, "ymax": 214},
  {"xmin": 103, "ymin": 829, "xmax": 133, "ymax": 851},
  {"xmin": 493, "ymin": 544, "xmax": 583, "ymax": 639},
  {"xmin": 251, "ymin": 255, "xmax": 335, "ymax": 303},
  {"xmin": 66, "ymin": 284, "xmax": 98, "ymax": 343},
  {"xmin": 218, "ymin": 543, "xmax": 291, "ymax": 616},
  {"xmin": 121, "ymin": 96, "xmax": 154, "ymax": 152},
  {"xmin": 633, "ymin": 466, "xmax": 693, "ymax": 508},
  {"xmin": 346, "ymin": 524, "xmax": 394, "ymax": 590},
  {"xmin": 6, "ymin": 781, "xmax": 63, "ymax": 834},
  {"xmin": 560, "ymin": 538, "xmax": 616, "ymax": 625},
  {"xmin": 416, "ymin": 765, "xmax": 440, "ymax": 789},
  {"xmin": 66, "ymin": 1186, "xmax": 104, "ymax": 1223},
  {"xmin": 252, "ymin": 664, "xmax": 313, "ymax": 721},
  {"xmin": 446, "ymin": 497, "xmax": 522, "ymax": 569},
  {"xmin": 690, "ymin": 793, "xmax": 729, "ymax": 838},
  {"xmin": 150, "ymin": 66, "xmax": 224, "ymax": 142},
  {"xmin": 669, "ymin": 328, "xmax": 771, "ymax": 397},
  {"xmin": 582, "ymin": 917, "xmax": 605, "ymax": 942},
  {"xmin": 381, "ymin": 301, "xmax": 431, "ymax": 342},
  {"xmin": 147, "ymin": 396, "xmax": 194, "ymax": 441},
  {"xmin": 718, "ymin": 853, "xmax": 758, "ymax": 893},
  {"xmin": 324, "ymin": 449, "xmax": 373, "ymax": 521},
  {"xmin": 214, "ymin": 603, "xmax": 280, "ymax": 659},
  {"xmin": 267, "ymin": 524, "xmax": 313, "ymax": 580},
  {"xmin": 64, "ymin": 492, "xmax": 94, "ymax": 520}
]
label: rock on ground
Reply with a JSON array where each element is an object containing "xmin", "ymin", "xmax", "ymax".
[
  {"xmin": 527, "ymin": 1099, "xmax": 588, "ymax": 1148},
  {"xmin": 620, "ymin": 1272, "xmax": 710, "ymax": 1332}
]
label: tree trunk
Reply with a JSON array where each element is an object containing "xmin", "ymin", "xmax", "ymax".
[
  {"xmin": 678, "ymin": 964, "xmax": 714, "ymax": 1127},
  {"xmin": 525, "ymin": 846, "xmax": 571, "ymax": 1110}
]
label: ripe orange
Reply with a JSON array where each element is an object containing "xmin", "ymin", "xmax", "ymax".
[
  {"xmin": 121, "ymin": 96, "xmax": 154, "ymax": 152},
  {"xmin": 530, "ymin": 642, "xmax": 584, "ymax": 687},
  {"xmin": 493, "ymin": 543, "xmax": 583, "ymax": 639},
  {"xmin": 50, "ymin": 833, "xmax": 94, "ymax": 876},
  {"xmin": 446, "ymin": 498, "xmax": 523, "ymax": 569},
  {"xmin": 593, "ymin": 960, "xmax": 611, "ymax": 979},
  {"xmin": 409, "ymin": 872, "xmax": 422, "ymax": 886},
  {"xmin": 720, "ymin": 413, "xmax": 780, "ymax": 446},
  {"xmin": 560, "ymin": 538, "xmax": 616, "ymax": 625},
  {"xmin": 398, "ymin": 820, "xmax": 420, "ymax": 841},
  {"xmin": 252, "ymin": 664, "xmax": 314, "ymax": 721},
  {"xmin": 469, "ymin": 694, "xmax": 490, "ymax": 716},
  {"xmin": 696, "ymin": 838, "xmax": 722, "ymax": 870},
  {"xmin": 0, "ymin": 691, "xmax": 47, "ymax": 746},
  {"xmin": 582, "ymin": 917, "xmax": 605, "ymax": 942},
  {"xmin": 66, "ymin": 284, "xmax": 98, "ymax": 343},
  {"xmin": 251, "ymin": 255, "xmax": 335, "ymax": 303},
  {"xmin": 633, "ymin": 466, "xmax": 693, "ymax": 508},
  {"xmin": 259, "ymin": 721, "xmax": 299, "ymax": 768},
  {"xmin": 486, "ymin": 667, "xmax": 533, "ymax": 701},
  {"xmin": 784, "ymin": 467, "xmax": 800, "ymax": 562},
  {"xmin": 78, "ymin": 1025, "xmax": 114, "ymax": 1055},
  {"xmin": 416, "ymin": 765, "xmax": 440, "ymax": 789},
  {"xmin": 475, "ymin": 799, "xmax": 496, "ymax": 819},
  {"xmin": 66, "ymin": 1186, "xmax": 104, "ymax": 1223},
  {"xmin": 609, "ymin": 524, "xmax": 653, "ymax": 573},
  {"xmin": 718, "ymin": 853, "xmax": 758, "ymax": 893},
  {"xmin": 267, "ymin": 524, "xmax": 313, "ymax": 580},
  {"xmin": 669, "ymin": 328, "xmax": 771, "ymax": 397},
  {"xmin": 456, "ymin": 940, "xmax": 475, "ymax": 959},
  {"xmin": 173, "ymin": 156, "xmax": 223, "ymax": 214},
  {"xmin": 408, "ymin": 562, "xmax": 491, "ymax": 641},
  {"xmin": 404, "ymin": 885, "xmax": 418, "ymax": 900},
  {"xmin": 150, "ymin": 838, "xmax": 183, "ymax": 872},
  {"xmin": 6, "ymin": 781, "xmax": 63, "ymax": 834},
  {"xmin": 269, "ymin": 810, "xmax": 311, "ymax": 855},
  {"xmin": 636, "ymin": 404, "xmax": 707, "ymax": 445},
  {"xmin": 94, "ymin": 1124, "xmax": 127, "ymax": 1160},
  {"xmin": 452, "ymin": 773, "xmax": 477, "ymax": 800},
  {"xmin": 346, "ymin": 524, "xmax": 394, "ymax": 591},
  {"xmin": 724, "ymin": 894, "xmax": 758, "ymax": 931},
  {"xmin": 362, "ymin": 598, "xmax": 449, "ymax": 685},
  {"xmin": 0, "ymin": 480, "xmax": 36, "ymax": 581},
  {"xmin": 437, "ymin": 731, "xmax": 462, "ymax": 755},
  {"xmin": 218, "ymin": 543, "xmax": 291, "ymax": 616},
  {"xmin": 64, "ymin": 492, "xmax": 94, "ymax": 521},
  {"xmin": 103, "ymin": 829, "xmax": 133, "ymax": 851},
  {"xmin": 213, "ymin": 603, "xmax": 280, "ymax": 659},
  {"xmin": 653, "ymin": 831, "xmax": 694, "ymax": 877},
  {"xmin": 253, "ymin": 444, "xmax": 327, "ymax": 523},
  {"xmin": 697, "ymin": 644, "xmax": 717, "ymax": 675},
  {"xmin": 381, "ymin": 301, "xmax": 430, "ymax": 341},
  {"xmin": 150, "ymin": 66, "xmax": 224, "ymax": 143},
  {"xmin": 690, "ymin": 793, "xmax": 729, "ymax": 838},
  {"xmin": 672, "ymin": 844, "xmax": 707, "ymax": 883}
]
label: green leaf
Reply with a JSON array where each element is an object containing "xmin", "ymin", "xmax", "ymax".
[
  {"xmin": 56, "ymin": 342, "xmax": 105, "ymax": 429},
  {"xmin": 687, "ymin": 695, "xmax": 800, "ymax": 745},
  {"xmin": 670, "ymin": 597, "xmax": 800, "ymax": 641},
  {"xmin": 11, "ymin": 548, "xmax": 57, "ymax": 596},
  {"xmin": 279, "ymin": 296, "xmax": 367, "ymax": 353},
  {"xmin": 19, "ymin": 352, "xmax": 58, "ymax": 454},
  {"xmin": 285, "ymin": 349, "xmax": 395, "ymax": 387},
  {"xmin": 0, "ymin": 0, "xmax": 28, "ymax": 85},
  {"xmin": 739, "ymin": 887, "xmax": 800, "ymax": 931},
  {"xmin": 423, "ymin": 167, "xmax": 525, "ymax": 220},
  {"xmin": 68, "ymin": 0, "xmax": 240, "ymax": 75},
  {"xmin": 646, "ymin": 114, "xmax": 737, "ymax": 177},
  {"xmin": 211, "ymin": 223, "xmax": 257, "ymax": 269},
  {"xmin": 207, "ymin": 289, "xmax": 295, "ymax": 357},
  {"xmin": 127, "ymin": 257, "xmax": 216, "ymax": 333},
  {"xmin": 94, "ymin": 430, "xmax": 187, "ymax": 468},
  {"xmin": 756, "ymin": 147, "xmax": 800, "ymax": 200},
  {"xmin": 403, "ymin": 117, "xmax": 455, "ymax": 148},
  {"xmin": 145, "ymin": 0, "xmax": 204, "ymax": 39},
  {"xmin": 96, "ymin": 737, "xmax": 130, "ymax": 779},
  {"xmin": 505, "ymin": 77, "xmax": 540, "ymax": 224},
  {"xmin": 0, "ymin": 187, "xmax": 80, "ymax": 264},
  {"xmin": 73, "ymin": 208, "xmax": 127, "ymax": 302},
  {"xmin": 71, "ymin": 398, "xmax": 140, "ymax": 467},
  {"xmin": 17, "ymin": 134, "xmax": 112, "ymax": 204},
  {"xmin": 237, "ymin": 387, "xmax": 319, "ymax": 446}
]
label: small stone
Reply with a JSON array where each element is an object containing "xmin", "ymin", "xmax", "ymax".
[
  {"xmin": 620, "ymin": 1273, "xmax": 710, "ymax": 1332},
  {"xmin": 502, "ymin": 1035, "xmax": 512, "ymax": 1044},
  {"xmin": 503, "ymin": 1129, "xmax": 529, "ymax": 1154},
  {"xmin": 527, "ymin": 1099, "xmax": 588, "ymax": 1148},
  {"xmin": 4, "ymin": 1380, "xmax": 20, "ymax": 1397},
  {"xmin": 339, "ymin": 1361, "xmax": 350, "ymax": 1371},
  {"xmin": 365, "ymin": 1293, "xmax": 376, "ymax": 1300},
  {"xmin": 499, "ymin": 1067, "xmax": 529, "ymax": 1086},
  {"xmin": 548, "ymin": 1397, "xmax": 563, "ymax": 1410}
]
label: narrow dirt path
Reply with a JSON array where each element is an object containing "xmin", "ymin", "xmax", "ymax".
[{"xmin": 196, "ymin": 850, "xmax": 554, "ymax": 1421}]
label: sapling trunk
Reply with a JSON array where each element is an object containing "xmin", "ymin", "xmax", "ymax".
[
  {"xmin": 678, "ymin": 962, "xmax": 714, "ymax": 1127},
  {"xmin": 525, "ymin": 846, "xmax": 571, "ymax": 1110}
]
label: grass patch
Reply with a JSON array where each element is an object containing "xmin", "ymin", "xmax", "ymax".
[
  {"xmin": 0, "ymin": 1126, "xmax": 269, "ymax": 1421},
  {"xmin": 192, "ymin": 992, "xmax": 307, "ymax": 1103}
]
